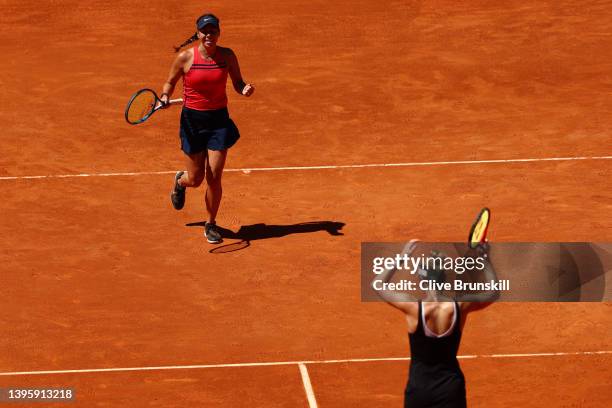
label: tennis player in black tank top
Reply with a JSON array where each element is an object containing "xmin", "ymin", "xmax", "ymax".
[
  {"xmin": 372, "ymin": 240, "xmax": 500, "ymax": 407},
  {"xmin": 406, "ymin": 301, "xmax": 465, "ymax": 407}
]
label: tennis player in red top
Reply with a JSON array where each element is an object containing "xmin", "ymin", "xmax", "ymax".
[{"xmin": 159, "ymin": 13, "xmax": 254, "ymax": 244}]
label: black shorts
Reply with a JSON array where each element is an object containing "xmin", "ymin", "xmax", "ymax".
[{"xmin": 179, "ymin": 107, "xmax": 240, "ymax": 154}]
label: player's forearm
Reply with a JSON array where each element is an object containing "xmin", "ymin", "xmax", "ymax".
[
  {"xmin": 480, "ymin": 257, "xmax": 500, "ymax": 301},
  {"xmin": 375, "ymin": 263, "xmax": 399, "ymax": 286},
  {"xmin": 456, "ymin": 258, "xmax": 500, "ymax": 302},
  {"xmin": 161, "ymin": 81, "xmax": 176, "ymax": 97},
  {"xmin": 233, "ymin": 79, "xmax": 246, "ymax": 94}
]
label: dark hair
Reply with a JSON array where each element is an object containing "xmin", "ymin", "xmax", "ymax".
[
  {"xmin": 418, "ymin": 251, "xmax": 447, "ymax": 284},
  {"xmin": 425, "ymin": 267, "xmax": 446, "ymax": 284},
  {"xmin": 174, "ymin": 13, "xmax": 220, "ymax": 53},
  {"xmin": 174, "ymin": 32, "xmax": 198, "ymax": 53}
]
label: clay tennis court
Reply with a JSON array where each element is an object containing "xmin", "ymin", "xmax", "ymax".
[{"xmin": 1, "ymin": 0, "xmax": 611, "ymax": 406}]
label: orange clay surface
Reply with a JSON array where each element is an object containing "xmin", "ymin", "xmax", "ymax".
[{"xmin": 1, "ymin": 1, "xmax": 611, "ymax": 407}]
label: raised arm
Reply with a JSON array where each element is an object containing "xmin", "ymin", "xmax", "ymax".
[
  {"xmin": 457, "ymin": 243, "xmax": 500, "ymax": 311},
  {"xmin": 225, "ymin": 48, "xmax": 254, "ymax": 96},
  {"xmin": 371, "ymin": 240, "xmax": 419, "ymax": 315}
]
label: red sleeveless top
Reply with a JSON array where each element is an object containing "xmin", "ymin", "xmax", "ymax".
[{"xmin": 183, "ymin": 47, "xmax": 228, "ymax": 111}]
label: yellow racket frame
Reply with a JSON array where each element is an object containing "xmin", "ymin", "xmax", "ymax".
[{"xmin": 468, "ymin": 207, "xmax": 490, "ymax": 249}]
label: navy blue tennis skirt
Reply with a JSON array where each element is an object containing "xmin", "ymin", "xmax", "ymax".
[{"xmin": 179, "ymin": 107, "xmax": 240, "ymax": 154}]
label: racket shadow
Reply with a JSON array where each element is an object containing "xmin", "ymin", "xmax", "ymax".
[{"xmin": 185, "ymin": 220, "xmax": 345, "ymax": 253}]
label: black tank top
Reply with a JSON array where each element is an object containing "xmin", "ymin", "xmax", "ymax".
[{"xmin": 405, "ymin": 301, "xmax": 466, "ymax": 408}]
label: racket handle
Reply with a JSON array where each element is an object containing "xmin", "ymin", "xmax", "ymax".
[{"xmin": 153, "ymin": 97, "xmax": 183, "ymax": 111}]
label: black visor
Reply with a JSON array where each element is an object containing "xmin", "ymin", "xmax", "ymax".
[{"xmin": 197, "ymin": 15, "xmax": 220, "ymax": 31}]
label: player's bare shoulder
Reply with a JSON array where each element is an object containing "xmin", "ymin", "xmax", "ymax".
[
  {"xmin": 179, "ymin": 48, "xmax": 194, "ymax": 60},
  {"xmin": 217, "ymin": 46, "xmax": 235, "ymax": 57},
  {"xmin": 175, "ymin": 48, "xmax": 195, "ymax": 73},
  {"xmin": 218, "ymin": 46, "xmax": 237, "ymax": 65},
  {"xmin": 179, "ymin": 48, "xmax": 194, "ymax": 64}
]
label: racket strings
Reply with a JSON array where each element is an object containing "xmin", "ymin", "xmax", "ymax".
[
  {"xmin": 469, "ymin": 209, "xmax": 490, "ymax": 248},
  {"xmin": 126, "ymin": 92, "xmax": 156, "ymax": 123}
]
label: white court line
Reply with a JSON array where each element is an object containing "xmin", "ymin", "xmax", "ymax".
[
  {"xmin": 0, "ymin": 350, "xmax": 610, "ymax": 377},
  {"xmin": 0, "ymin": 155, "xmax": 610, "ymax": 181},
  {"xmin": 298, "ymin": 363, "xmax": 319, "ymax": 408}
]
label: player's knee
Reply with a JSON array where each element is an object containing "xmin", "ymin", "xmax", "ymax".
[
  {"xmin": 192, "ymin": 175, "xmax": 205, "ymax": 187},
  {"xmin": 206, "ymin": 173, "xmax": 223, "ymax": 187},
  {"xmin": 185, "ymin": 173, "xmax": 204, "ymax": 187}
]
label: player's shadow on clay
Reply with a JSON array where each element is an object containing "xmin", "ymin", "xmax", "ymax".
[{"xmin": 185, "ymin": 221, "xmax": 345, "ymax": 253}]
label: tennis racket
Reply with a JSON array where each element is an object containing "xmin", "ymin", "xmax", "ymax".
[
  {"xmin": 124, "ymin": 88, "xmax": 183, "ymax": 125},
  {"xmin": 468, "ymin": 207, "xmax": 491, "ymax": 249}
]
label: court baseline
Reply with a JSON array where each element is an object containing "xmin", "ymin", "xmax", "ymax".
[
  {"xmin": 0, "ymin": 155, "xmax": 610, "ymax": 181},
  {"xmin": 1, "ymin": 350, "xmax": 610, "ymax": 376}
]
